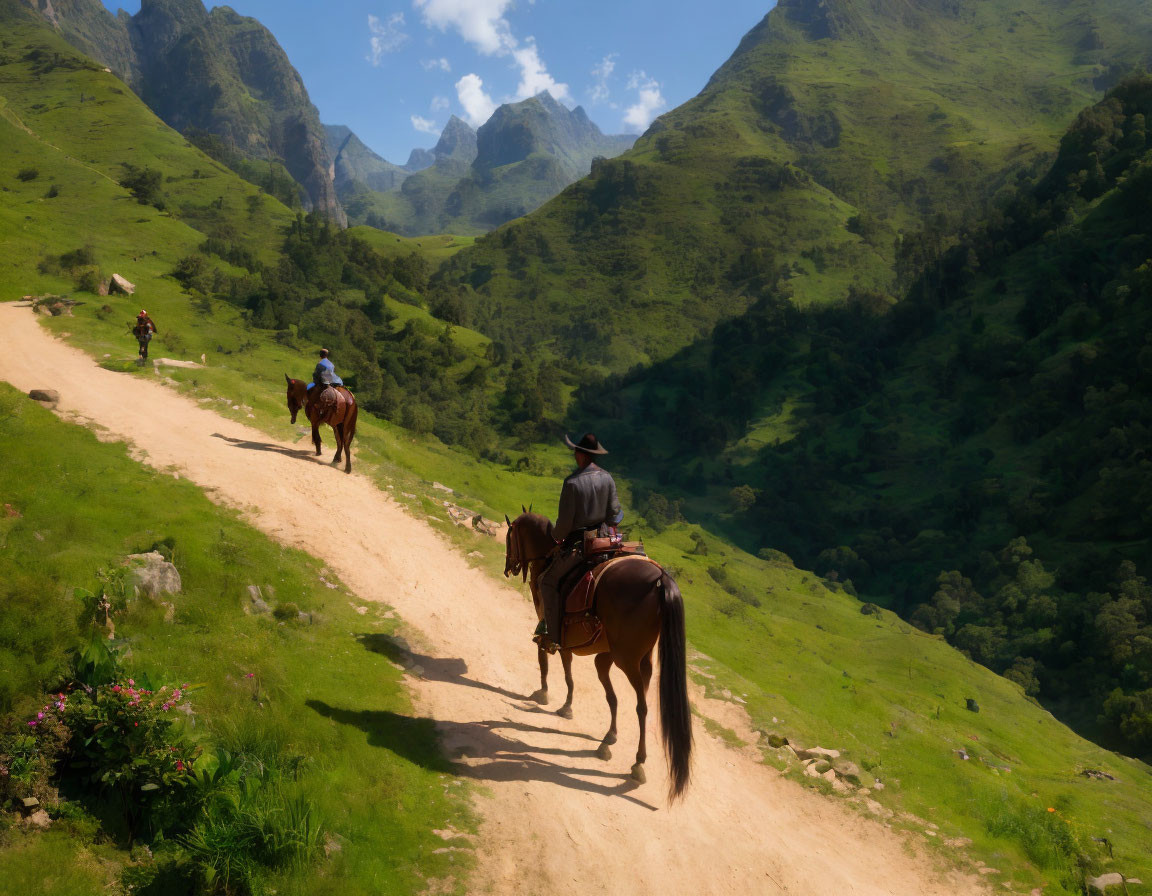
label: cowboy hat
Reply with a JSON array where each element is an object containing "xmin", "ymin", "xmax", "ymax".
[{"xmin": 564, "ymin": 432, "xmax": 608, "ymax": 455}]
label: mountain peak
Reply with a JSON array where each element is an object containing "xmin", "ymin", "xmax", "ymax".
[{"xmin": 433, "ymin": 116, "xmax": 478, "ymax": 164}]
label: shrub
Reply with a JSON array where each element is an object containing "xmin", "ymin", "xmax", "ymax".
[
  {"xmin": 45, "ymin": 184, "xmax": 59, "ymax": 198},
  {"xmin": 63, "ymin": 680, "xmax": 198, "ymax": 838},
  {"xmin": 0, "ymin": 698, "xmax": 71, "ymax": 807},
  {"xmin": 16, "ymin": 167, "xmax": 39, "ymax": 182}
]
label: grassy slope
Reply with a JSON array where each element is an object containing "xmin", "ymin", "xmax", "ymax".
[
  {"xmin": 435, "ymin": 0, "xmax": 1152, "ymax": 371},
  {"xmin": 2, "ymin": 4, "xmax": 1151, "ymax": 891},
  {"xmin": 0, "ymin": 386, "xmax": 472, "ymax": 895}
]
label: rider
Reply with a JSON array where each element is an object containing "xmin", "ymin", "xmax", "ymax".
[
  {"xmin": 307, "ymin": 348, "xmax": 344, "ymax": 392},
  {"xmin": 133, "ymin": 310, "xmax": 157, "ymax": 360},
  {"xmin": 534, "ymin": 433, "xmax": 623, "ymax": 653}
]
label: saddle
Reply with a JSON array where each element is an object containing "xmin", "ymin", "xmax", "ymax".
[
  {"xmin": 314, "ymin": 386, "xmax": 351, "ymax": 425},
  {"xmin": 558, "ymin": 543, "xmax": 654, "ymax": 656}
]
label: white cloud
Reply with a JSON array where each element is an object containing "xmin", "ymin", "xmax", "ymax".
[
  {"xmin": 411, "ymin": 114, "xmax": 441, "ymax": 135},
  {"xmin": 623, "ymin": 71, "xmax": 665, "ymax": 132},
  {"xmin": 421, "ymin": 57, "xmax": 452, "ymax": 72},
  {"xmin": 414, "ymin": 0, "xmax": 569, "ymax": 109},
  {"xmin": 413, "ymin": 0, "xmax": 515, "ymax": 55},
  {"xmin": 588, "ymin": 53, "xmax": 616, "ymax": 103},
  {"xmin": 512, "ymin": 40, "xmax": 570, "ymax": 103},
  {"xmin": 456, "ymin": 73, "xmax": 497, "ymax": 126},
  {"xmin": 431, "ymin": 95, "xmax": 451, "ymax": 111},
  {"xmin": 367, "ymin": 13, "xmax": 409, "ymax": 66}
]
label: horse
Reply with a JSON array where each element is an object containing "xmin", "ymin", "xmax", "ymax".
[
  {"xmin": 505, "ymin": 512, "xmax": 692, "ymax": 799},
  {"xmin": 284, "ymin": 376, "xmax": 358, "ymax": 474}
]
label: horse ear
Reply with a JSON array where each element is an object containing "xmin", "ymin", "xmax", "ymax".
[
  {"xmin": 505, "ymin": 513, "xmax": 512, "ymax": 526},
  {"xmin": 528, "ymin": 503, "xmax": 533, "ymax": 513},
  {"xmin": 284, "ymin": 373, "xmax": 291, "ymax": 385},
  {"xmin": 522, "ymin": 504, "xmax": 527, "ymax": 514}
]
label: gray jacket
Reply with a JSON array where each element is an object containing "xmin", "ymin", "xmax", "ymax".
[{"xmin": 553, "ymin": 463, "xmax": 623, "ymax": 542}]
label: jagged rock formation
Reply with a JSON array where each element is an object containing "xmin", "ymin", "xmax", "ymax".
[
  {"xmin": 25, "ymin": 0, "xmax": 344, "ymax": 224},
  {"xmin": 341, "ymin": 99, "xmax": 633, "ymax": 235}
]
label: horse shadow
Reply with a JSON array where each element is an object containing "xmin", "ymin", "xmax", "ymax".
[
  {"xmin": 211, "ymin": 432, "xmax": 316, "ymax": 460},
  {"xmin": 356, "ymin": 633, "xmax": 530, "ymax": 703},
  {"xmin": 305, "ymin": 699, "xmax": 655, "ymax": 809}
]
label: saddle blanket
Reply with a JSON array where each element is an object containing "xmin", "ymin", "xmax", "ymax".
[{"xmin": 560, "ymin": 553, "xmax": 661, "ymax": 655}]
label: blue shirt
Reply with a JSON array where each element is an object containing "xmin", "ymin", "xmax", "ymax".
[{"xmin": 309, "ymin": 357, "xmax": 343, "ymax": 388}]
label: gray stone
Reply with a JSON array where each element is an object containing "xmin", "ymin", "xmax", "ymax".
[
  {"xmin": 795, "ymin": 746, "xmax": 840, "ymax": 761},
  {"xmin": 813, "ymin": 759, "xmax": 832, "ymax": 773},
  {"xmin": 109, "ymin": 273, "xmax": 136, "ymax": 295},
  {"xmin": 247, "ymin": 585, "xmax": 271, "ymax": 614},
  {"xmin": 28, "ymin": 389, "xmax": 60, "ymax": 404},
  {"xmin": 125, "ymin": 552, "xmax": 182, "ymax": 596},
  {"xmin": 21, "ymin": 797, "xmax": 39, "ymax": 810},
  {"xmin": 833, "ymin": 759, "xmax": 862, "ymax": 782},
  {"xmin": 24, "ymin": 808, "xmax": 51, "ymax": 829},
  {"xmin": 1086, "ymin": 873, "xmax": 1124, "ymax": 892}
]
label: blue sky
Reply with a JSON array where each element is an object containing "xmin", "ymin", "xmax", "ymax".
[{"xmin": 101, "ymin": 1, "xmax": 771, "ymax": 164}]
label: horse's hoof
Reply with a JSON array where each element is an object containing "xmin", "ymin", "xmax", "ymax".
[
  {"xmin": 528, "ymin": 688, "xmax": 548, "ymax": 704},
  {"xmin": 604, "ymin": 732, "xmax": 617, "ymax": 746},
  {"xmin": 596, "ymin": 744, "xmax": 612, "ymax": 761},
  {"xmin": 556, "ymin": 704, "xmax": 573, "ymax": 720},
  {"xmin": 630, "ymin": 763, "xmax": 646, "ymax": 784}
]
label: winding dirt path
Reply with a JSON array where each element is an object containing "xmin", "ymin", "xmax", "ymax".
[{"xmin": 0, "ymin": 304, "xmax": 983, "ymax": 896}]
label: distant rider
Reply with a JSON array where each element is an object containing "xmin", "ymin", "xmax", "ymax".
[
  {"xmin": 308, "ymin": 348, "xmax": 344, "ymax": 392},
  {"xmin": 133, "ymin": 310, "xmax": 157, "ymax": 360},
  {"xmin": 534, "ymin": 433, "xmax": 623, "ymax": 653}
]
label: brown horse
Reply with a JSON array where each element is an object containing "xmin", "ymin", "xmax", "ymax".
[
  {"xmin": 505, "ymin": 512, "xmax": 692, "ymax": 799},
  {"xmin": 284, "ymin": 376, "xmax": 358, "ymax": 474}
]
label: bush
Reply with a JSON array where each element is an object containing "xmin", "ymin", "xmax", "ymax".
[
  {"xmin": 0, "ymin": 698, "xmax": 71, "ymax": 807},
  {"xmin": 16, "ymin": 167, "xmax": 38, "ymax": 182},
  {"xmin": 45, "ymin": 184, "xmax": 59, "ymax": 199},
  {"xmin": 119, "ymin": 163, "xmax": 165, "ymax": 209}
]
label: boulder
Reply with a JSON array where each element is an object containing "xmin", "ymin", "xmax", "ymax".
[
  {"xmin": 795, "ymin": 746, "xmax": 841, "ymax": 761},
  {"xmin": 813, "ymin": 759, "xmax": 832, "ymax": 773},
  {"xmin": 24, "ymin": 809, "xmax": 51, "ymax": 829},
  {"xmin": 28, "ymin": 389, "xmax": 60, "ymax": 404},
  {"xmin": 125, "ymin": 552, "xmax": 182, "ymax": 596},
  {"xmin": 247, "ymin": 585, "xmax": 271, "ymax": 614},
  {"xmin": 109, "ymin": 273, "xmax": 136, "ymax": 295},
  {"xmin": 1086, "ymin": 874, "xmax": 1124, "ymax": 892},
  {"xmin": 833, "ymin": 759, "xmax": 862, "ymax": 782}
]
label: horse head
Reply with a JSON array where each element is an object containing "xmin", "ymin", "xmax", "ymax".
[
  {"xmin": 504, "ymin": 511, "xmax": 553, "ymax": 582},
  {"xmin": 285, "ymin": 374, "xmax": 304, "ymax": 424}
]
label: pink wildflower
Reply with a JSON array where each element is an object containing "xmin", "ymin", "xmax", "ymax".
[
  {"xmin": 112, "ymin": 685, "xmax": 121, "ymax": 692},
  {"xmin": 37, "ymin": 711, "xmax": 44, "ymax": 720},
  {"xmin": 172, "ymin": 690, "xmax": 181, "ymax": 699},
  {"xmin": 161, "ymin": 703, "xmax": 170, "ymax": 711},
  {"xmin": 245, "ymin": 672, "xmax": 255, "ymax": 679},
  {"xmin": 175, "ymin": 760, "xmax": 185, "ymax": 771},
  {"xmin": 127, "ymin": 679, "xmax": 134, "ymax": 686},
  {"xmin": 28, "ymin": 720, "xmax": 37, "ymax": 727},
  {"xmin": 134, "ymin": 722, "xmax": 138, "ymax": 727}
]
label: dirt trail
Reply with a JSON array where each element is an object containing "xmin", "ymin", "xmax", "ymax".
[{"xmin": 0, "ymin": 304, "xmax": 984, "ymax": 896}]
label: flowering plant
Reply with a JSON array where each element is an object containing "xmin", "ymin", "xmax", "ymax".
[{"xmin": 62, "ymin": 679, "xmax": 199, "ymax": 837}]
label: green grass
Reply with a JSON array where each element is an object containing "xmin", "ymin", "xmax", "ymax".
[
  {"xmin": 0, "ymin": 386, "xmax": 473, "ymax": 895},
  {"xmin": 346, "ymin": 226, "xmax": 475, "ymax": 263}
]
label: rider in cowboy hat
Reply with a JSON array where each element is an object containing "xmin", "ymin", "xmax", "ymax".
[{"xmin": 534, "ymin": 432, "xmax": 623, "ymax": 653}]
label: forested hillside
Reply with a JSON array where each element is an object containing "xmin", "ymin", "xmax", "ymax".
[
  {"xmin": 433, "ymin": 0, "xmax": 1152, "ymax": 370},
  {"xmin": 574, "ymin": 75, "xmax": 1152, "ymax": 755}
]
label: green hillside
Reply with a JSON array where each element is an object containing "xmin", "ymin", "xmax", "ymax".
[
  {"xmin": 574, "ymin": 75, "xmax": 1152, "ymax": 758},
  {"xmin": 23, "ymin": 0, "xmax": 344, "ymax": 223},
  {"xmin": 434, "ymin": 0, "xmax": 1152, "ymax": 370}
]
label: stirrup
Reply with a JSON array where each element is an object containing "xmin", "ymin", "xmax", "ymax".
[{"xmin": 532, "ymin": 633, "xmax": 559, "ymax": 654}]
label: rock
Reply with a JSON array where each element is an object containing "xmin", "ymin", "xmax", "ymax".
[
  {"xmin": 767, "ymin": 733, "xmax": 789, "ymax": 748},
  {"xmin": 1086, "ymin": 873, "xmax": 1126, "ymax": 892},
  {"xmin": 24, "ymin": 809, "xmax": 51, "ymax": 829},
  {"xmin": 109, "ymin": 273, "xmax": 136, "ymax": 295},
  {"xmin": 795, "ymin": 746, "xmax": 840, "ymax": 761},
  {"xmin": 247, "ymin": 585, "xmax": 271, "ymax": 614},
  {"xmin": 467, "ymin": 551, "xmax": 483, "ymax": 559},
  {"xmin": 1079, "ymin": 768, "xmax": 1117, "ymax": 781},
  {"xmin": 813, "ymin": 759, "xmax": 832, "ymax": 774},
  {"xmin": 432, "ymin": 482, "xmax": 453, "ymax": 493},
  {"xmin": 28, "ymin": 389, "xmax": 60, "ymax": 404},
  {"xmin": 21, "ymin": 797, "xmax": 39, "ymax": 810},
  {"xmin": 472, "ymin": 514, "xmax": 498, "ymax": 536},
  {"xmin": 833, "ymin": 759, "xmax": 861, "ymax": 782},
  {"xmin": 125, "ymin": 552, "xmax": 182, "ymax": 596},
  {"xmin": 965, "ymin": 698, "xmax": 980, "ymax": 713}
]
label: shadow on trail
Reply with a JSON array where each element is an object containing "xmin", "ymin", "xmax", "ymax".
[
  {"xmin": 211, "ymin": 432, "xmax": 316, "ymax": 460},
  {"xmin": 357, "ymin": 632, "xmax": 533, "ymax": 703},
  {"xmin": 305, "ymin": 700, "xmax": 656, "ymax": 810}
]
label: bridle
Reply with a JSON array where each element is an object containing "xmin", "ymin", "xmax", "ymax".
[{"xmin": 504, "ymin": 517, "xmax": 525, "ymax": 581}]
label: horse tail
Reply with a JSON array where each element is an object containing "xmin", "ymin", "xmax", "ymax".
[{"xmin": 658, "ymin": 571, "xmax": 692, "ymax": 800}]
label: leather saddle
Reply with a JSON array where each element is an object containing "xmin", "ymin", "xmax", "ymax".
[
  {"xmin": 558, "ymin": 543, "xmax": 651, "ymax": 655},
  {"xmin": 314, "ymin": 385, "xmax": 351, "ymax": 425}
]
